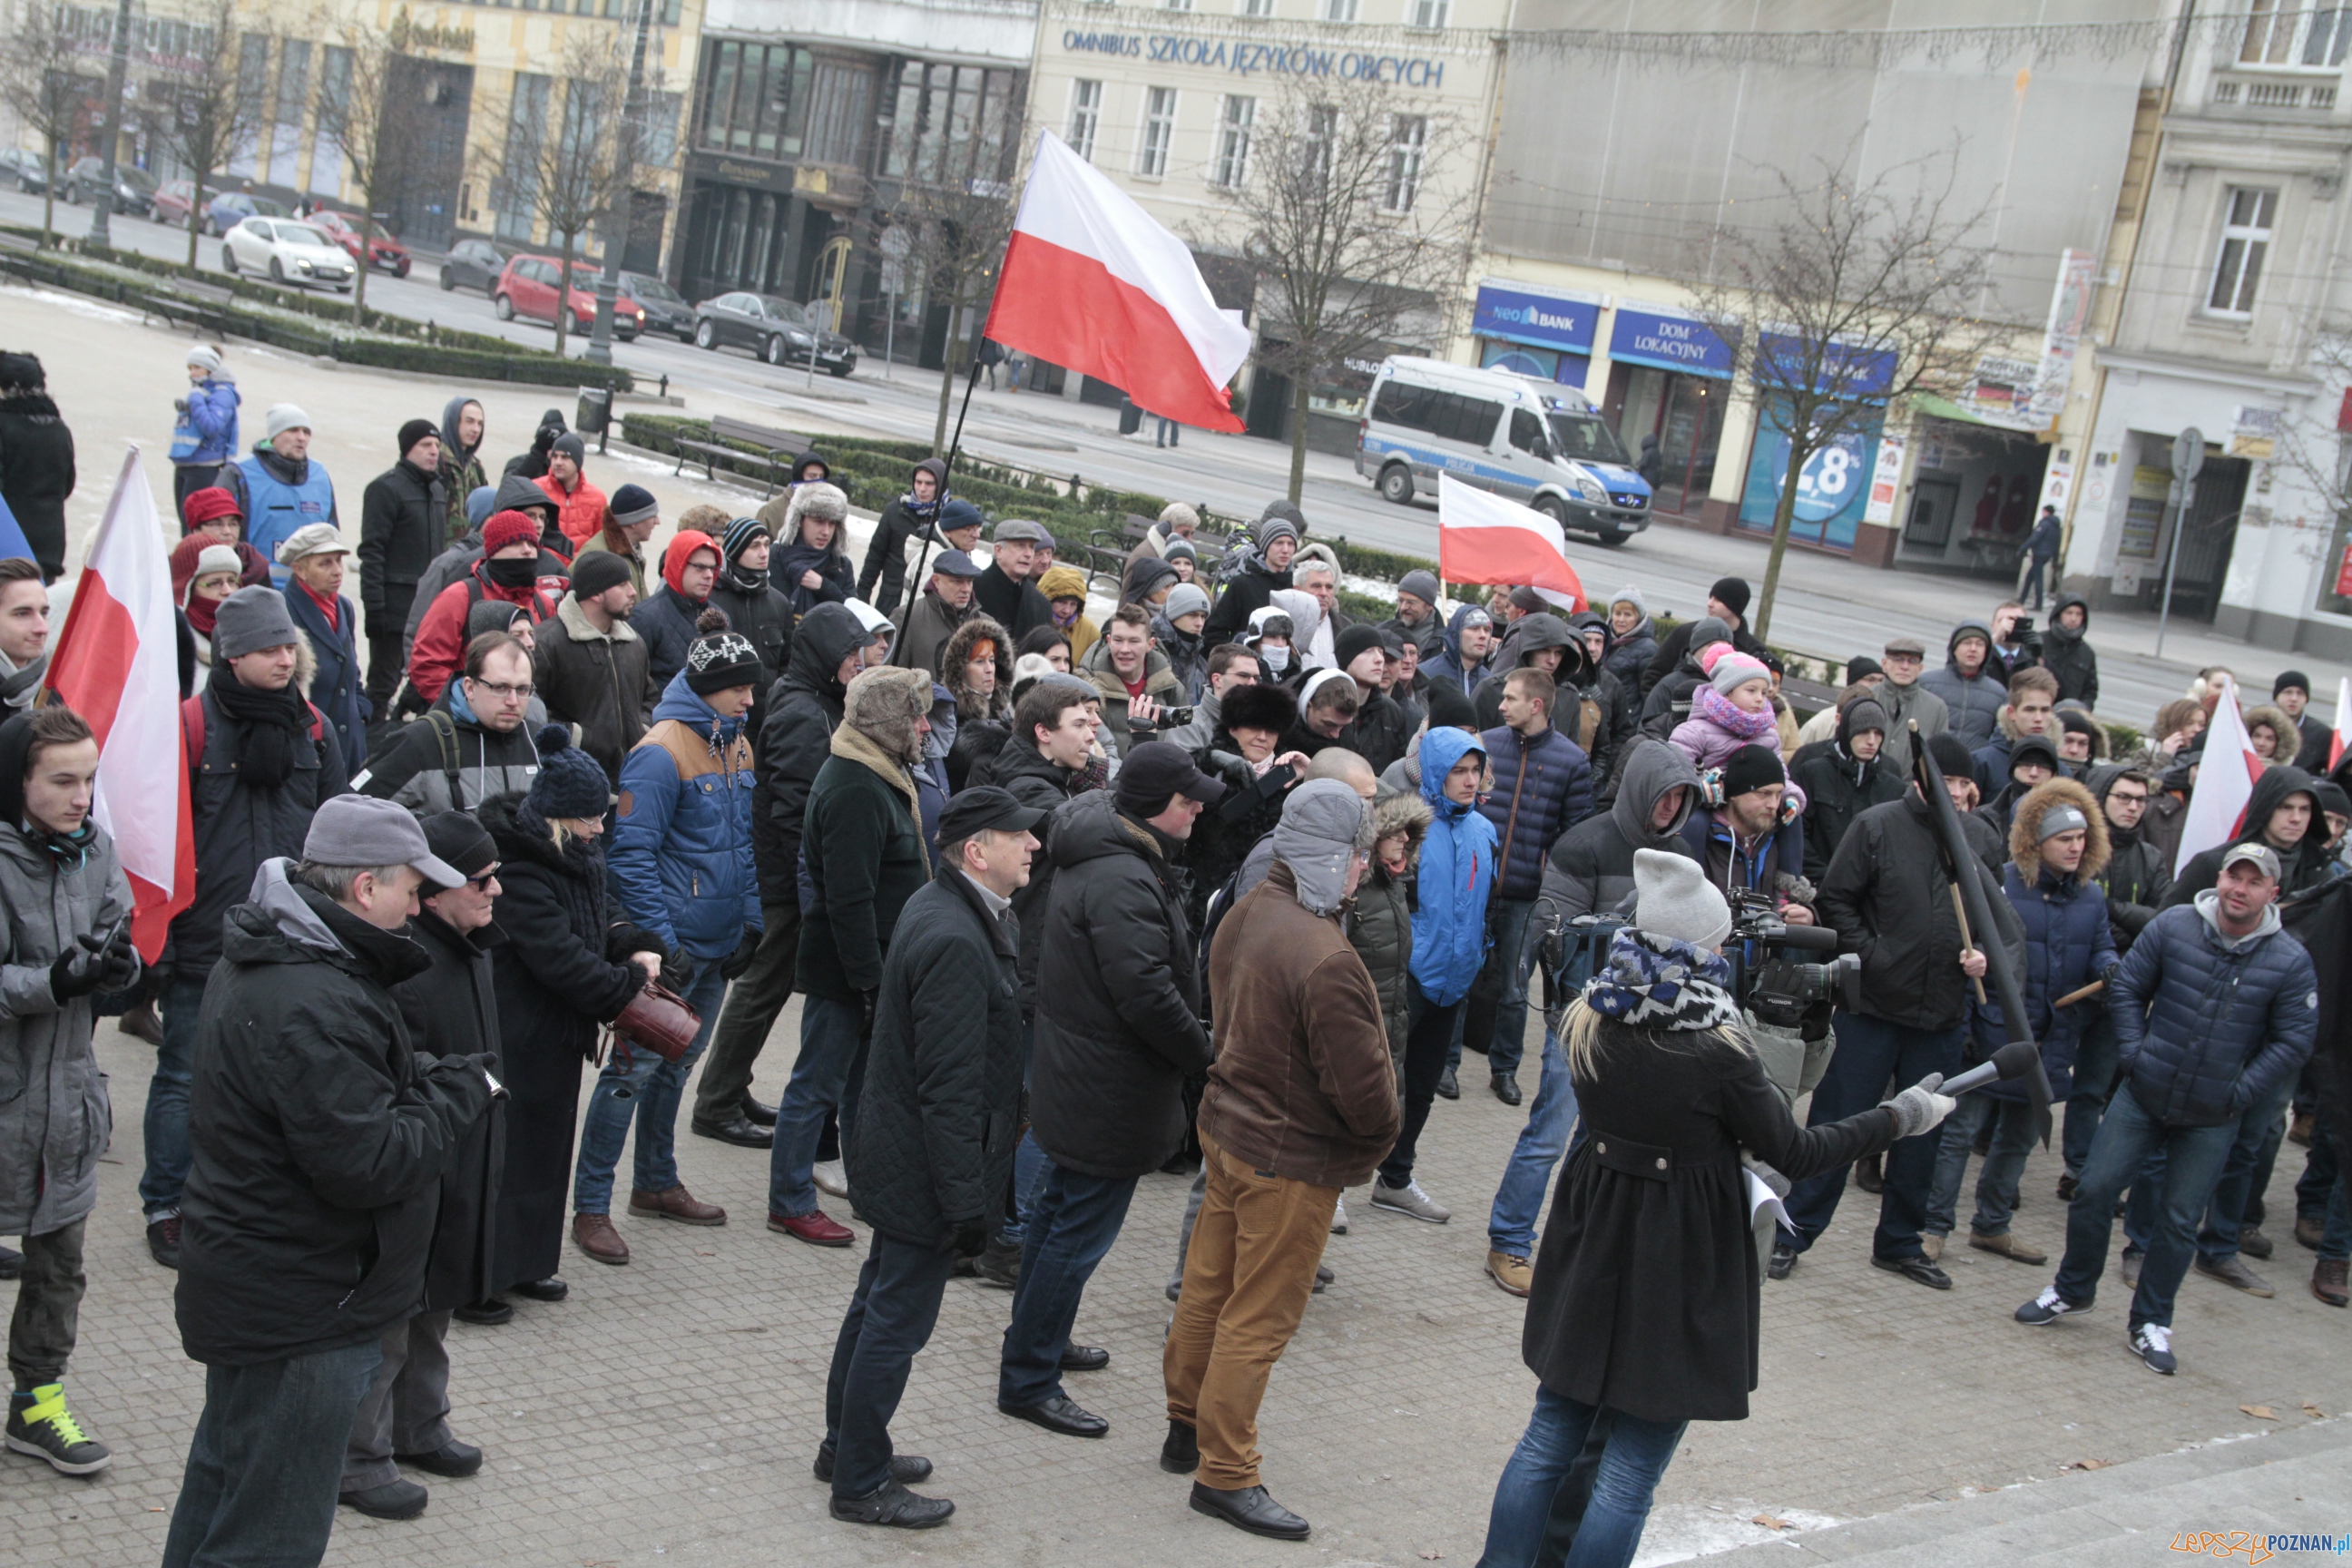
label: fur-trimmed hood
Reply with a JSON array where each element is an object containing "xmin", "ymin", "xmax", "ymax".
[
  {"xmin": 1370, "ymin": 787, "xmax": 1433, "ymax": 879},
  {"xmin": 943, "ymin": 613, "xmax": 1013, "ymax": 720},
  {"xmin": 2009, "ymin": 776, "xmax": 2110, "ymax": 884},
  {"xmin": 2244, "ymin": 703, "xmax": 2297, "ymax": 760}
]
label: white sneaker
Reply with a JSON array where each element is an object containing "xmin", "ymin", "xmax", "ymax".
[
  {"xmin": 1370, "ymin": 1179, "xmax": 1450, "ymax": 1224},
  {"xmin": 2014, "ymin": 1285, "xmax": 2077, "ymax": 1326},
  {"xmin": 813, "ymin": 1160, "xmax": 848, "ymax": 1198},
  {"xmin": 1329, "ymin": 1196, "xmax": 1348, "ymax": 1235},
  {"xmin": 2129, "ymin": 1322, "xmax": 2177, "ymax": 1375}
]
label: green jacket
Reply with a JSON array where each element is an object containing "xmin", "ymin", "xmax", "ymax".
[{"xmin": 797, "ymin": 720, "xmax": 930, "ymax": 998}]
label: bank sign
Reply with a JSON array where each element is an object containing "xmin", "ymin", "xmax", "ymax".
[
  {"xmin": 1061, "ymin": 29, "xmax": 1448, "ymax": 86},
  {"xmin": 1472, "ymin": 285, "xmax": 1596, "ymax": 354}
]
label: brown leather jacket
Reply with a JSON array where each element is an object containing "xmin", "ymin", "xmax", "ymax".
[{"xmin": 1202, "ymin": 860, "xmax": 1402, "ymax": 1189}]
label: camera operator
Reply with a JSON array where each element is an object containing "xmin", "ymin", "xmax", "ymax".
[
  {"xmin": 1083, "ymin": 605, "xmax": 1182, "ymax": 760},
  {"xmin": 1776, "ymin": 733, "xmax": 2024, "ymax": 1289},
  {"xmin": 1475, "ymin": 849, "xmax": 1947, "ymax": 1568},
  {"xmin": 1684, "ymin": 746, "xmax": 1813, "ymax": 926}
]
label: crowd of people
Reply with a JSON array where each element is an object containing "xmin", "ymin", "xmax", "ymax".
[{"xmin": 0, "ymin": 338, "xmax": 2347, "ymax": 1568}]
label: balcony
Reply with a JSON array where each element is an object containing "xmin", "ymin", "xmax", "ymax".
[{"xmin": 2211, "ymin": 76, "xmax": 2339, "ymax": 110}]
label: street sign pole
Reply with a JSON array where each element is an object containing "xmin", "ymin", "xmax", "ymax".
[{"xmin": 2155, "ymin": 426, "xmax": 2205, "ymax": 662}]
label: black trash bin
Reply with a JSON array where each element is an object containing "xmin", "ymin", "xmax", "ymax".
[
  {"xmin": 1117, "ymin": 397, "xmax": 1142, "ymax": 436},
  {"xmin": 576, "ymin": 386, "xmax": 612, "ymax": 452}
]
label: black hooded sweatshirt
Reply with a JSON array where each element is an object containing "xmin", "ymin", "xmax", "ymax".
[
  {"xmin": 2161, "ymin": 764, "xmax": 2334, "ymax": 905},
  {"xmin": 751, "ymin": 603, "xmax": 864, "ymax": 906}
]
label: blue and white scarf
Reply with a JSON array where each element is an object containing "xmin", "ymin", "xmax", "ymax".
[{"xmin": 1582, "ymin": 926, "xmax": 1743, "ymax": 1033}]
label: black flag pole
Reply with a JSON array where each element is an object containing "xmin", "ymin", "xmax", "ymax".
[{"xmin": 900, "ymin": 348, "xmax": 985, "ymax": 611}]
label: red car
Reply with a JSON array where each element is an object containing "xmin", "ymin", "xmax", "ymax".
[
  {"xmin": 309, "ymin": 210, "xmax": 411, "ymax": 277},
  {"xmin": 491, "ymin": 254, "xmax": 642, "ymax": 339},
  {"xmin": 152, "ymin": 180, "xmax": 203, "ymax": 226}
]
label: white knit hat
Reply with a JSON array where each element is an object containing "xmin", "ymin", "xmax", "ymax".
[{"xmin": 1632, "ymin": 848, "xmax": 1732, "ymax": 951}]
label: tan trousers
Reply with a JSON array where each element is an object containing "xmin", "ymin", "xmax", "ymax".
[{"xmin": 1163, "ymin": 1130, "xmax": 1338, "ymax": 1490}]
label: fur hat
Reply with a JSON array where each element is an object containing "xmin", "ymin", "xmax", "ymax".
[
  {"xmin": 1220, "ymin": 681, "xmax": 1298, "ymax": 736},
  {"xmin": 843, "ymin": 665, "xmax": 935, "ymax": 765}
]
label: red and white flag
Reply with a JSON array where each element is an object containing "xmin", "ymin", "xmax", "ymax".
[
  {"xmin": 1436, "ymin": 475, "xmax": 1586, "ymax": 612},
  {"xmin": 44, "ymin": 449, "xmax": 195, "ymax": 960},
  {"xmin": 2173, "ymin": 675, "xmax": 2261, "ymax": 876},
  {"xmin": 2330, "ymin": 675, "xmax": 2350, "ymax": 772},
  {"xmin": 985, "ymin": 130, "xmax": 1250, "ymax": 432}
]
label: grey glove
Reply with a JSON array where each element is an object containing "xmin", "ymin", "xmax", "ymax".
[{"xmin": 1879, "ymin": 1072, "xmax": 1957, "ymax": 1140}]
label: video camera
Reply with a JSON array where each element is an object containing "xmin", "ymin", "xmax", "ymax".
[{"xmin": 1724, "ymin": 889, "xmax": 1860, "ymax": 1031}]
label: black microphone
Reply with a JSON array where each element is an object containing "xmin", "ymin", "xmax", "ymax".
[{"xmin": 1937, "ymin": 1038, "xmax": 2042, "ymax": 1098}]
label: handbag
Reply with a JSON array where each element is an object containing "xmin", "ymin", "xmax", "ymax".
[{"xmin": 603, "ymin": 980, "xmax": 701, "ymax": 1065}]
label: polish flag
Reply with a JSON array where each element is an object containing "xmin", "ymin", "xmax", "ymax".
[
  {"xmin": 2173, "ymin": 676, "xmax": 2261, "ymax": 876},
  {"xmin": 985, "ymin": 130, "xmax": 1251, "ymax": 432},
  {"xmin": 2331, "ymin": 676, "xmax": 2350, "ymax": 772},
  {"xmin": 1436, "ymin": 475, "xmax": 1586, "ymax": 612},
  {"xmin": 44, "ymin": 449, "xmax": 195, "ymax": 960}
]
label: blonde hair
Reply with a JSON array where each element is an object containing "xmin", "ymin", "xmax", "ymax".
[{"xmin": 1559, "ymin": 995, "xmax": 1751, "ymax": 1081}]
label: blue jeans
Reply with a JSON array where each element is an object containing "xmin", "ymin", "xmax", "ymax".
[
  {"xmin": 2054, "ymin": 1087, "xmax": 2237, "ymax": 1328},
  {"xmin": 1779, "ymin": 1011, "xmax": 1964, "ymax": 1261},
  {"xmin": 768, "ymin": 994, "xmax": 868, "ymax": 1219},
  {"xmin": 573, "ymin": 965, "xmax": 726, "ymax": 1213},
  {"xmin": 2296, "ymin": 1106, "xmax": 2338, "ymax": 1219},
  {"xmin": 1475, "ymin": 1385, "xmax": 1686, "ymax": 1568},
  {"xmin": 1488, "ymin": 1029, "xmax": 1582, "ymax": 1259},
  {"xmin": 1465, "ymin": 897, "xmax": 1542, "ymax": 1078},
  {"xmin": 825, "ymin": 1232, "xmax": 955, "ymax": 1499},
  {"xmin": 997, "ymin": 1161, "xmax": 1137, "ymax": 1408},
  {"xmin": 141, "ymin": 972, "xmax": 210, "ymax": 1218},
  {"xmin": 1924, "ymin": 1094, "xmax": 2040, "ymax": 1238},
  {"xmin": 996, "ymin": 1129, "xmax": 1052, "ymax": 1249},
  {"xmin": 2063, "ymin": 1012, "xmax": 2119, "ymax": 1179},
  {"xmin": 2122, "ymin": 1074, "xmax": 2295, "ymax": 1263},
  {"xmin": 161, "ymin": 1339, "xmax": 384, "ymax": 1568}
]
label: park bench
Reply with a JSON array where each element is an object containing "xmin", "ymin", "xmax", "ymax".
[
  {"xmin": 139, "ymin": 279, "xmax": 237, "ymax": 338},
  {"xmin": 671, "ymin": 414, "xmax": 809, "ymax": 495}
]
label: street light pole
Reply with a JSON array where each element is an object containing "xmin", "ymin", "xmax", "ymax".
[
  {"xmin": 586, "ymin": 0, "xmax": 653, "ymax": 367},
  {"xmin": 89, "ymin": 0, "xmax": 137, "ymax": 249}
]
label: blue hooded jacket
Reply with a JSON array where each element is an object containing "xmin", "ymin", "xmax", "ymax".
[
  {"xmin": 1410, "ymin": 726, "xmax": 1498, "ymax": 1004},
  {"xmin": 177, "ymin": 375, "xmax": 241, "ymax": 468},
  {"xmin": 611, "ymin": 671, "xmax": 761, "ymax": 957}
]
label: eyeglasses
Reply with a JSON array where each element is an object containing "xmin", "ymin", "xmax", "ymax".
[
  {"xmin": 471, "ymin": 680, "xmax": 534, "ymax": 701},
  {"xmin": 465, "ymin": 870, "xmax": 499, "ymax": 890}
]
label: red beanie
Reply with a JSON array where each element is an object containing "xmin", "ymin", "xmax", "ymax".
[
  {"xmin": 181, "ymin": 486, "xmax": 243, "ymax": 533},
  {"xmin": 481, "ymin": 510, "xmax": 540, "ymax": 557},
  {"xmin": 662, "ymin": 529, "xmax": 719, "ymax": 597}
]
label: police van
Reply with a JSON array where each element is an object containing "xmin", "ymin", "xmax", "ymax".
[{"xmin": 1355, "ymin": 357, "xmax": 1651, "ymax": 544}]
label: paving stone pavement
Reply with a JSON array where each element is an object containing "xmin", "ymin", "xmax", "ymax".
[{"xmin": 4, "ymin": 1007, "xmax": 2347, "ymax": 1568}]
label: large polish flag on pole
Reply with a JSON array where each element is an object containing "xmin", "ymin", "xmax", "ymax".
[
  {"xmin": 1437, "ymin": 475, "xmax": 1587, "ymax": 612},
  {"xmin": 44, "ymin": 449, "xmax": 195, "ymax": 960},
  {"xmin": 984, "ymin": 130, "xmax": 1251, "ymax": 432},
  {"xmin": 2330, "ymin": 675, "xmax": 2351, "ymax": 772},
  {"xmin": 2173, "ymin": 675, "xmax": 2260, "ymax": 875}
]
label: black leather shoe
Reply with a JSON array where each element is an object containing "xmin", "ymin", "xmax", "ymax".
[
  {"xmin": 1871, "ymin": 1254, "xmax": 1953, "ymax": 1290},
  {"xmin": 397, "ymin": 1439, "xmax": 483, "ymax": 1478},
  {"xmin": 1190, "ymin": 1481, "xmax": 1310, "ymax": 1541},
  {"xmin": 998, "ymin": 1394, "xmax": 1108, "ymax": 1438},
  {"xmin": 512, "ymin": 1278, "xmax": 569, "ymax": 1303},
  {"xmin": 742, "ymin": 1095, "xmax": 778, "ymax": 1127},
  {"xmin": 1436, "ymin": 1067, "xmax": 1460, "ymax": 1101},
  {"xmin": 341, "ymin": 1478, "xmax": 429, "ymax": 1519},
  {"xmin": 1161, "ymin": 1419, "xmax": 1200, "ymax": 1474},
  {"xmin": 813, "ymin": 1441, "xmax": 932, "ymax": 1485},
  {"xmin": 452, "ymin": 1298, "xmax": 512, "ymax": 1326},
  {"xmin": 1492, "ymin": 1072, "xmax": 1522, "ymax": 1107},
  {"xmin": 1059, "ymin": 1344, "xmax": 1110, "ymax": 1372},
  {"xmin": 0, "ymin": 1244, "xmax": 20, "ymax": 1281},
  {"xmin": 829, "ymin": 1476, "xmax": 954, "ymax": 1528},
  {"xmin": 975, "ymin": 1237, "xmax": 1022, "ymax": 1289},
  {"xmin": 691, "ymin": 1114, "xmax": 773, "ymax": 1149},
  {"xmin": 1768, "ymin": 1242, "xmax": 1798, "ymax": 1280}
]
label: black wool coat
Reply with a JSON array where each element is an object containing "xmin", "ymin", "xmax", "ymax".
[
  {"xmin": 848, "ymin": 870, "xmax": 1024, "ymax": 1246},
  {"xmin": 358, "ymin": 458, "xmax": 448, "ymax": 632},
  {"xmin": 970, "ymin": 732, "xmax": 1082, "ymax": 1020},
  {"xmin": 752, "ymin": 604, "xmax": 859, "ymax": 906},
  {"xmin": 1029, "ymin": 791, "xmax": 1213, "ymax": 1178},
  {"xmin": 1524, "ymin": 1022, "xmax": 1897, "ymax": 1424},
  {"xmin": 394, "ymin": 909, "xmax": 508, "ymax": 1312}
]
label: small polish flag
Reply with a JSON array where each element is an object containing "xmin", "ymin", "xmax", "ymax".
[
  {"xmin": 985, "ymin": 130, "xmax": 1251, "ymax": 432},
  {"xmin": 1436, "ymin": 475, "xmax": 1586, "ymax": 612},
  {"xmin": 44, "ymin": 449, "xmax": 195, "ymax": 960},
  {"xmin": 2330, "ymin": 675, "xmax": 2350, "ymax": 772},
  {"xmin": 2172, "ymin": 675, "xmax": 2260, "ymax": 876}
]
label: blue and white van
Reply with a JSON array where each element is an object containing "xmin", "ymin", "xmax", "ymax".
[{"xmin": 1355, "ymin": 357, "xmax": 1651, "ymax": 544}]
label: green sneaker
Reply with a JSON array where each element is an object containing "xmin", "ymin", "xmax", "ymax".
[{"xmin": 6, "ymin": 1384, "xmax": 111, "ymax": 1475}]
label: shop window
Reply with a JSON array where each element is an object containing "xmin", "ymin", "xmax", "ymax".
[
  {"xmin": 1138, "ymin": 86, "xmax": 1175, "ymax": 178},
  {"xmin": 1213, "ymin": 94, "xmax": 1255, "ymax": 190},
  {"xmin": 1409, "ymin": 0, "xmax": 1449, "ymax": 25},
  {"xmin": 2208, "ymin": 187, "xmax": 2276, "ymax": 317},
  {"xmin": 1384, "ymin": 113, "xmax": 1425, "ymax": 212},
  {"xmin": 1066, "ymin": 79, "xmax": 1102, "ymax": 162}
]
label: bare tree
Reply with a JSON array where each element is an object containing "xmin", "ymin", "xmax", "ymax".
[
  {"xmin": 1680, "ymin": 150, "xmax": 2007, "ymax": 640},
  {"xmin": 887, "ymin": 142, "xmax": 1024, "ymax": 450},
  {"xmin": 152, "ymin": 0, "xmax": 268, "ymax": 275},
  {"xmin": 314, "ymin": 15, "xmax": 452, "ymax": 321},
  {"xmin": 481, "ymin": 31, "xmax": 634, "ymax": 359},
  {"xmin": 1216, "ymin": 84, "xmax": 1475, "ymax": 502},
  {"xmin": 0, "ymin": 1, "xmax": 93, "ymax": 250}
]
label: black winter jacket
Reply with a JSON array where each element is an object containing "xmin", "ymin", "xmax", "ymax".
[
  {"xmin": 1029, "ymin": 791, "xmax": 1213, "ymax": 1177},
  {"xmin": 848, "ymin": 870, "xmax": 1024, "ymax": 1246},
  {"xmin": 1538, "ymin": 740, "xmax": 1700, "ymax": 923},
  {"xmin": 2040, "ymin": 593, "xmax": 2099, "ymax": 706},
  {"xmin": 176, "ymin": 873, "xmax": 492, "ymax": 1365},
  {"xmin": 1201, "ymin": 549, "xmax": 1289, "ymax": 646},
  {"xmin": 2087, "ymin": 765, "xmax": 2171, "ymax": 949},
  {"xmin": 973, "ymin": 731, "xmax": 1083, "ymax": 1019},
  {"xmin": 707, "ymin": 572, "xmax": 794, "ymax": 718},
  {"xmin": 2112, "ymin": 899, "xmax": 2317, "ymax": 1127},
  {"xmin": 798, "ymin": 730, "xmax": 928, "ymax": 1000},
  {"xmin": 1790, "ymin": 737, "xmax": 1904, "ymax": 882},
  {"xmin": 0, "ymin": 390, "xmax": 74, "ymax": 579},
  {"xmin": 855, "ymin": 469, "xmax": 946, "ymax": 617},
  {"xmin": 632, "ymin": 583, "xmax": 708, "ymax": 693},
  {"xmin": 358, "ymin": 457, "xmax": 447, "ymax": 632},
  {"xmin": 1642, "ymin": 617, "xmax": 1767, "ymax": 701},
  {"xmin": 393, "ymin": 909, "xmax": 507, "ymax": 1313},
  {"xmin": 1817, "ymin": 790, "xmax": 2024, "ymax": 1032},
  {"xmin": 2163, "ymin": 766, "xmax": 2336, "ymax": 905},
  {"xmin": 752, "ymin": 603, "xmax": 860, "ymax": 908},
  {"xmin": 974, "ymin": 562, "xmax": 1052, "ymax": 642}
]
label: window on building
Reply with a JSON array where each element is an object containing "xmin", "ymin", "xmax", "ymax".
[
  {"xmin": 1213, "ymin": 94, "xmax": 1254, "ymax": 189},
  {"xmin": 1138, "ymin": 86, "xmax": 1175, "ymax": 178},
  {"xmin": 2208, "ymin": 187, "xmax": 2277, "ymax": 316},
  {"xmin": 1302, "ymin": 102, "xmax": 1337, "ymax": 191},
  {"xmin": 2239, "ymin": 1, "xmax": 2352, "ymax": 67},
  {"xmin": 641, "ymin": 91, "xmax": 683, "ymax": 169},
  {"xmin": 1240, "ymin": 0, "xmax": 1275, "ymax": 14},
  {"xmin": 802, "ymin": 57, "xmax": 873, "ymax": 167},
  {"xmin": 1066, "ymin": 79, "xmax": 1102, "ymax": 162},
  {"xmin": 1408, "ymin": 0, "xmax": 1449, "ymax": 24},
  {"xmin": 270, "ymin": 39, "xmax": 309, "ymax": 188},
  {"xmin": 310, "ymin": 46, "xmax": 350, "ymax": 197},
  {"xmin": 497, "ymin": 73, "xmax": 551, "ymax": 241},
  {"xmin": 1384, "ymin": 113, "xmax": 1426, "ymax": 212},
  {"xmin": 1324, "ymin": 0, "xmax": 1358, "ymax": 20},
  {"xmin": 1163, "ymin": 0, "xmax": 1195, "ymax": 9},
  {"xmin": 228, "ymin": 33, "xmax": 270, "ymax": 176}
]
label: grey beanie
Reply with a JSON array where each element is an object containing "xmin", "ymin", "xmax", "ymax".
[
  {"xmin": 2037, "ymin": 802, "xmax": 2091, "ymax": 843},
  {"xmin": 1398, "ymin": 569, "xmax": 1441, "ymax": 604},
  {"xmin": 213, "ymin": 585, "xmax": 300, "ymax": 660},
  {"xmin": 1255, "ymin": 501, "xmax": 1303, "ymax": 550},
  {"xmin": 1609, "ymin": 584, "xmax": 1646, "ymax": 616},
  {"xmin": 263, "ymin": 403, "xmax": 311, "ymax": 442},
  {"xmin": 186, "ymin": 345, "xmax": 222, "ymax": 373},
  {"xmin": 1162, "ymin": 582, "xmax": 1210, "ymax": 622},
  {"xmin": 1686, "ymin": 615, "xmax": 1732, "ymax": 652},
  {"xmin": 1271, "ymin": 779, "xmax": 1373, "ymax": 916},
  {"xmin": 1633, "ymin": 848, "xmax": 1733, "ymax": 951}
]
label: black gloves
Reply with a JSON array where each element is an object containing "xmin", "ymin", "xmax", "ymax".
[
  {"xmin": 950, "ymin": 1217, "xmax": 990, "ymax": 1259},
  {"xmin": 50, "ymin": 926, "xmax": 136, "ymax": 1001},
  {"xmin": 720, "ymin": 924, "xmax": 762, "ymax": 981},
  {"xmin": 858, "ymin": 988, "xmax": 879, "ymax": 1037},
  {"xmin": 664, "ymin": 947, "xmax": 698, "ymax": 995},
  {"xmin": 2100, "ymin": 962, "xmax": 2121, "ymax": 985}
]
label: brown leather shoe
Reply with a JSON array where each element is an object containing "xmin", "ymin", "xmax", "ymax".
[
  {"xmin": 572, "ymin": 1211, "xmax": 629, "ymax": 1266},
  {"xmin": 630, "ymin": 1184, "xmax": 727, "ymax": 1226},
  {"xmin": 1968, "ymin": 1230, "xmax": 2047, "ymax": 1266},
  {"xmin": 2314, "ymin": 1258, "xmax": 2349, "ymax": 1308}
]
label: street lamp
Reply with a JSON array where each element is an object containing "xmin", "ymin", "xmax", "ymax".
[{"xmin": 88, "ymin": 0, "xmax": 138, "ymax": 249}]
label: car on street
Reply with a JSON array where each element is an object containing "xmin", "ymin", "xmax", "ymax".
[
  {"xmin": 151, "ymin": 179, "xmax": 214, "ymax": 227},
  {"xmin": 220, "ymin": 216, "xmax": 356, "ymax": 291},
  {"xmin": 491, "ymin": 254, "xmax": 642, "ymax": 339},
  {"xmin": 439, "ymin": 237, "xmax": 512, "ymax": 294},
  {"xmin": 60, "ymin": 157, "xmax": 157, "ymax": 217},
  {"xmin": 309, "ymin": 210, "xmax": 411, "ymax": 277},
  {"xmin": 621, "ymin": 270, "xmax": 695, "ymax": 340},
  {"xmin": 0, "ymin": 150, "xmax": 49, "ymax": 195},
  {"xmin": 691, "ymin": 291, "xmax": 858, "ymax": 375},
  {"xmin": 205, "ymin": 191, "xmax": 287, "ymax": 237}
]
